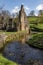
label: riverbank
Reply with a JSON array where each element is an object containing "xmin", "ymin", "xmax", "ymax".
[
  {"xmin": 0, "ymin": 54, "xmax": 19, "ymax": 65},
  {"xmin": 3, "ymin": 41, "xmax": 43, "ymax": 65},
  {"xmin": 0, "ymin": 31, "xmax": 27, "ymax": 50},
  {"xmin": 27, "ymin": 33, "xmax": 43, "ymax": 49},
  {"xmin": 0, "ymin": 51, "xmax": 42, "ymax": 65},
  {"xmin": 0, "ymin": 32, "xmax": 43, "ymax": 65}
]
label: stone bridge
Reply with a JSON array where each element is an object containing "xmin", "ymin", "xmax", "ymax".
[{"xmin": 0, "ymin": 30, "xmax": 29, "ymax": 50}]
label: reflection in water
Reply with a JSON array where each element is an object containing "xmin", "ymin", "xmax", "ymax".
[{"xmin": 3, "ymin": 41, "xmax": 43, "ymax": 65}]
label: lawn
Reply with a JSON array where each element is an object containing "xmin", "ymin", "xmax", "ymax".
[
  {"xmin": 30, "ymin": 23, "xmax": 43, "ymax": 31},
  {"xmin": 37, "ymin": 24, "xmax": 43, "ymax": 29},
  {"xmin": 27, "ymin": 33, "xmax": 43, "ymax": 49},
  {"xmin": 27, "ymin": 16, "xmax": 43, "ymax": 32},
  {"xmin": 27, "ymin": 16, "xmax": 43, "ymax": 24},
  {"xmin": 27, "ymin": 16, "xmax": 38, "ymax": 23}
]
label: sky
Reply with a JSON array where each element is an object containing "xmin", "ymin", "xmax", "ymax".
[{"xmin": 0, "ymin": 0, "xmax": 43, "ymax": 16}]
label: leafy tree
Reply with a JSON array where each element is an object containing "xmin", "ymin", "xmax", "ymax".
[
  {"xmin": 38, "ymin": 10, "xmax": 43, "ymax": 16},
  {"xmin": 29, "ymin": 10, "xmax": 35, "ymax": 16}
]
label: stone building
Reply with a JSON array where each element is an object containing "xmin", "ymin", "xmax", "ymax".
[
  {"xmin": 0, "ymin": 5, "xmax": 30, "ymax": 33},
  {"xmin": 18, "ymin": 5, "xmax": 30, "ymax": 34},
  {"xmin": 6, "ymin": 18, "xmax": 12, "ymax": 31},
  {"xmin": 0, "ymin": 16, "xmax": 7, "ymax": 30},
  {"xmin": 6, "ymin": 18, "xmax": 17, "ymax": 31},
  {"xmin": 0, "ymin": 16, "xmax": 4, "ymax": 30}
]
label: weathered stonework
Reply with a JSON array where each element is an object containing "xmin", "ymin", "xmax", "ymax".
[
  {"xmin": 6, "ymin": 18, "xmax": 12, "ymax": 31},
  {"xmin": 0, "ymin": 5, "xmax": 30, "ymax": 33},
  {"xmin": 18, "ymin": 5, "xmax": 30, "ymax": 34},
  {"xmin": 6, "ymin": 18, "xmax": 17, "ymax": 31},
  {"xmin": 0, "ymin": 16, "xmax": 3, "ymax": 30}
]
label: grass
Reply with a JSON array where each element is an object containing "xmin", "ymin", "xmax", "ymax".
[
  {"xmin": 27, "ymin": 16, "xmax": 43, "ymax": 32},
  {"xmin": 30, "ymin": 24, "xmax": 43, "ymax": 29},
  {"xmin": 27, "ymin": 33, "xmax": 43, "ymax": 49},
  {"xmin": 30, "ymin": 23, "xmax": 43, "ymax": 32},
  {"xmin": 27, "ymin": 16, "xmax": 38, "ymax": 23},
  {"xmin": 0, "ymin": 30, "xmax": 27, "ymax": 35},
  {"xmin": 27, "ymin": 16, "xmax": 43, "ymax": 23},
  {"xmin": 0, "ymin": 55, "xmax": 19, "ymax": 65},
  {"xmin": 37, "ymin": 24, "xmax": 43, "ymax": 29}
]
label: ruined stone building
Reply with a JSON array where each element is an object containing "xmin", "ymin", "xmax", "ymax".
[
  {"xmin": 0, "ymin": 5, "xmax": 30, "ymax": 33},
  {"xmin": 6, "ymin": 18, "xmax": 17, "ymax": 31},
  {"xmin": 0, "ymin": 16, "xmax": 4, "ymax": 30},
  {"xmin": 18, "ymin": 5, "xmax": 30, "ymax": 33}
]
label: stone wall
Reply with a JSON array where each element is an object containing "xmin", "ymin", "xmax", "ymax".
[
  {"xmin": 0, "ymin": 5, "xmax": 30, "ymax": 33},
  {"xmin": 18, "ymin": 5, "xmax": 30, "ymax": 34}
]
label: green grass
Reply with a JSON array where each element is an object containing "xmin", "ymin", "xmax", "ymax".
[
  {"xmin": 27, "ymin": 16, "xmax": 38, "ymax": 21},
  {"xmin": 27, "ymin": 16, "xmax": 43, "ymax": 31},
  {"xmin": 37, "ymin": 24, "xmax": 43, "ymax": 29},
  {"xmin": 0, "ymin": 30, "xmax": 27, "ymax": 35},
  {"xmin": 27, "ymin": 33, "xmax": 43, "ymax": 49},
  {"xmin": 30, "ymin": 23, "xmax": 43, "ymax": 29},
  {"xmin": 30, "ymin": 23, "xmax": 43, "ymax": 31},
  {"xmin": 0, "ymin": 55, "xmax": 19, "ymax": 65},
  {"xmin": 27, "ymin": 16, "xmax": 43, "ymax": 24}
]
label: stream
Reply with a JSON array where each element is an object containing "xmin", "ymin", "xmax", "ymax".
[{"xmin": 3, "ymin": 41, "xmax": 43, "ymax": 65}]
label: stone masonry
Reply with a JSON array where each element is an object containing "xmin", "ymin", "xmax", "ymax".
[
  {"xmin": 18, "ymin": 5, "xmax": 30, "ymax": 34},
  {"xmin": 0, "ymin": 5, "xmax": 30, "ymax": 33}
]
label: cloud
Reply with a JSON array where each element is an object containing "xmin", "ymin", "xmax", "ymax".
[
  {"xmin": 11, "ymin": 6, "xmax": 20, "ymax": 14},
  {"xmin": 35, "ymin": 13, "xmax": 38, "ymax": 16},
  {"xmin": 36, "ymin": 4, "xmax": 43, "ymax": 10},
  {"xmin": 25, "ymin": 6, "xmax": 29, "ymax": 10},
  {"xmin": 24, "ymin": 6, "xmax": 29, "ymax": 15},
  {"xmin": 11, "ymin": 5, "xmax": 29, "ymax": 15}
]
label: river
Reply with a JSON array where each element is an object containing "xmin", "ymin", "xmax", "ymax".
[{"xmin": 3, "ymin": 41, "xmax": 43, "ymax": 65}]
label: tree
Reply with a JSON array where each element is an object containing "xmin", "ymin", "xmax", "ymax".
[
  {"xmin": 0, "ymin": 5, "xmax": 5, "ymax": 16},
  {"xmin": 12, "ymin": 13, "xmax": 15, "ymax": 18},
  {"xmin": 38, "ymin": 10, "xmax": 43, "ymax": 16},
  {"xmin": 29, "ymin": 10, "xmax": 35, "ymax": 16},
  {"xmin": 1, "ymin": 10, "xmax": 11, "ymax": 17}
]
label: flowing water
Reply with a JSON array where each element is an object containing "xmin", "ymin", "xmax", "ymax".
[{"xmin": 3, "ymin": 41, "xmax": 43, "ymax": 65}]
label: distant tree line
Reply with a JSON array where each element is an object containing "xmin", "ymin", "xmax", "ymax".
[{"xmin": 29, "ymin": 10, "xmax": 43, "ymax": 16}]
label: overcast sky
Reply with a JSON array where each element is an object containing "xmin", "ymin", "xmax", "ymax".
[{"xmin": 0, "ymin": 0, "xmax": 43, "ymax": 15}]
